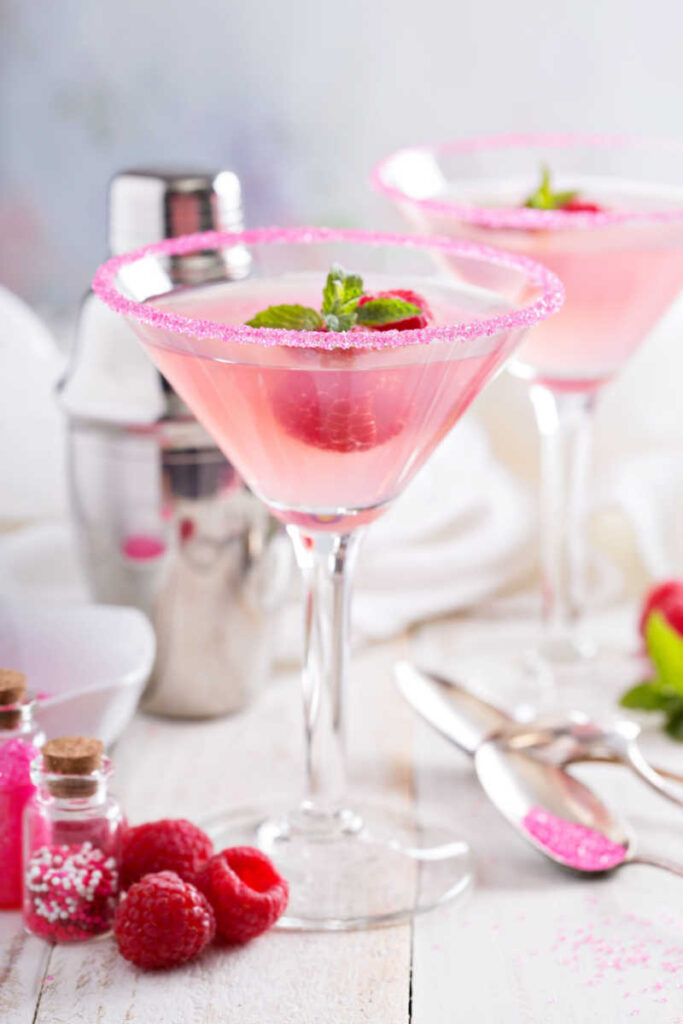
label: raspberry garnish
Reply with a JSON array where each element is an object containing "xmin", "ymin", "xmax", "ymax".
[
  {"xmin": 196, "ymin": 846, "xmax": 288, "ymax": 943},
  {"xmin": 270, "ymin": 355, "xmax": 415, "ymax": 453},
  {"xmin": 524, "ymin": 165, "xmax": 604, "ymax": 213},
  {"xmin": 121, "ymin": 819, "xmax": 213, "ymax": 888},
  {"xmin": 114, "ymin": 871, "xmax": 215, "ymax": 969},
  {"xmin": 561, "ymin": 198, "xmax": 603, "ymax": 213},
  {"xmin": 639, "ymin": 579, "xmax": 683, "ymax": 638}
]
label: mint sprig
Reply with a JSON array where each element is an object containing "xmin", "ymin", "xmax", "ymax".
[
  {"xmin": 524, "ymin": 164, "xmax": 578, "ymax": 210},
  {"xmin": 619, "ymin": 611, "xmax": 683, "ymax": 740},
  {"xmin": 245, "ymin": 264, "xmax": 425, "ymax": 333}
]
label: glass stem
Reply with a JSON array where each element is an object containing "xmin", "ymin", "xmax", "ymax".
[
  {"xmin": 529, "ymin": 385, "xmax": 596, "ymax": 656},
  {"xmin": 287, "ymin": 527, "xmax": 364, "ymax": 821}
]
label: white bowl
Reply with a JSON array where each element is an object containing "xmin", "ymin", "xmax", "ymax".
[{"xmin": 0, "ymin": 598, "xmax": 156, "ymax": 747}]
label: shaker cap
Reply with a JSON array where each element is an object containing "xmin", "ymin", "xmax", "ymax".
[{"xmin": 109, "ymin": 168, "xmax": 244, "ymax": 255}]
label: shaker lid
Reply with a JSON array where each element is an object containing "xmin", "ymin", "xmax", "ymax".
[{"xmin": 109, "ymin": 168, "xmax": 244, "ymax": 255}]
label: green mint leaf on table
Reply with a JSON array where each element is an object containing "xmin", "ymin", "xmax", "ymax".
[
  {"xmin": 246, "ymin": 305, "xmax": 324, "ymax": 330},
  {"xmin": 524, "ymin": 164, "xmax": 578, "ymax": 210},
  {"xmin": 356, "ymin": 297, "xmax": 421, "ymax": 326},
  {"xmin": 665, "ymin": 703, "xmax": 683, "ymax": 740},
  {"xmin": 619, "ymin": 681, "xmax": 674, "ymax": 711},
  {"xmin": 645, "ymin": 612, "xmax": 683, "ymax": 696}
]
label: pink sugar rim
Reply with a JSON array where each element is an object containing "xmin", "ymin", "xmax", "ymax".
[
  {"xmin": 372, "ymin": 132, "xmax": 683, "ymax": 231},
  {"xmin": 92, "ymin": 226, "xmax": 564, "ymax": 351}
]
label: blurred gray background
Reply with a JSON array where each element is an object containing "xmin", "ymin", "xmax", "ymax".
[{"xmin": 1, "ymin": 0, "xmax": 679, "ymax": 313}]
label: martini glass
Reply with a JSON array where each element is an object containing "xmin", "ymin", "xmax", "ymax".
[
  {"xmin": 93, "ymin": 226, "xmax": 563, "ymax": 929},
  {"xmin": 374, "ymin": 135, "xmax": 683, "ymax": 704}
]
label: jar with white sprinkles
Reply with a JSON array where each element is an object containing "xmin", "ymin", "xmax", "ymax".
[{"xmin": 23, "ymin": 736, "xmax": 122, "ymax": 942}]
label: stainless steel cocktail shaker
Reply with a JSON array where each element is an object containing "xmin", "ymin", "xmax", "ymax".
[{"xmin": 59, "ymin": 169, "xmax": 290, "ymax": 718}]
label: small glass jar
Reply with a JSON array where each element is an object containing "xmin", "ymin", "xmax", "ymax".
[
  {"xmin": 0, "ymin": 670, "xmax": 45, "ymax": 909},
  {"xmin": 23, "ymin": 737, "xmax": 123, "ymax": 942}
]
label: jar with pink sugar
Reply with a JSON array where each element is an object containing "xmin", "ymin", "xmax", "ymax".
[
  {"xmin": 0, "ymin": 669, "xmax": 45, "ymax": 909},
  {"xmin": 23, "ymin": 736, "xmax": 123, "ymax": 942}
]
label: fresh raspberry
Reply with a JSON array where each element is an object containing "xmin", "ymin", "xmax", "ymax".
[
  {"xmin": 639, "ymin": 580, "xmax": 683, "ymax": 638},
  {"xmin": 267, "ymin": 288, "xmax": 430, "ymax": 453},
  {"xmin": 356, "ymin": 288, "xmax": 432, "ymax": 331},
  {"xmin": 270, "ymin": 354, "xmax": 415, "ymax": 453},
  {"xmin": 561, "ymin": 198, "xmax": 603, "ymax": 213},
  {"xmin": 114, "ymin": 871, "xmax": 215, "ymax": 970},
  {"xmin": 196, "ymin": 846, "xmax": 288, "ymax": 944},
  {"xmin": 121, "ymin": 819, "xmax": 213, "ymax": 888}
]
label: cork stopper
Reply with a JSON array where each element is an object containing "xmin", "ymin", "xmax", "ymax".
[
  {"xmin": 0, "ymin": 669, "xmax": 27, "ymax": 729},
  {"xmin": 42, "ymin": 736, "xmax": 104, "ymax": 797},
  {"xmin": 0, "ymin": 668, "xmax": 26, "ymax": 705}
]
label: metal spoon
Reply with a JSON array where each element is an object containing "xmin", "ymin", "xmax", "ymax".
[
  {"xmin": 503, "ymin": 714, "xmax": 683, "ymax": 809},
  {"xmin": 474, "ymin": 736, "xmax": 683, "ymax": 878},
  {"xmin": 394, "ymin": 661, "xmax": 683, "ymax": 807}
]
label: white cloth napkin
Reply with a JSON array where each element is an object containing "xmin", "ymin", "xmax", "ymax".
[{"xmin": 0, "ymin": 287, "xmax": 68, "ymax": 519}]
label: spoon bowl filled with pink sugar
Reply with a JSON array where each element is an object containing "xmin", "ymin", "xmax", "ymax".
[{"xmin": 474, "ymin": 738, "xmax": 683, "ymax": 880}]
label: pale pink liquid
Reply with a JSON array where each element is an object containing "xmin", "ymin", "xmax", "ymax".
[
  {"xmin": 142, "ymin": 276, "xmax": 516, "ymax": 531},
  {"xmin": 413, "ymin": 177, "xmax": 683, "ymax": 390}
]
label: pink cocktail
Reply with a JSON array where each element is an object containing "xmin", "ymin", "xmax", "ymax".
[
  {"xmin": 149, "ymin": 274, "xmax": 521, "ymax": 532},
  {"xmin": 374, "ymin": 136, "xmax": 683, "ymax": 671},
  {"xmin": 94, "ymin": 226, "xmax": 563, "ymax": 930}
]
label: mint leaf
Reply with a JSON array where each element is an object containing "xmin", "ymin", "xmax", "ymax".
[
  {"xmin": 356, "ymin": 297, "xmax": 421, "ymax": 327},
  {"xmin": 524, "ymin": 164, "xmax": 577, "ymax": 210},
  {"xmin": 323, "ymin": 312, "xmax": 356, "ymax": 332},
  {"xmin": 322, "ymin": 264, "xmax": 363, "ymax": 317},
  {"xmin": 619, "ymin": 681, "xmax": 672, "ymax": 711},
  {"xmin": 246, "ymin": 304, "xmax": 324, "ymax": 330},
  {"xmin": 664, "ymin": 700, "xmax": 683, "ymax": 740},
  {"xmin": 665, "ymin": 703, "xmax": 683, "ymax": 741},
  {"xmin": 645, "ymin": 612, "xmax": 683, "ymax": 695}
]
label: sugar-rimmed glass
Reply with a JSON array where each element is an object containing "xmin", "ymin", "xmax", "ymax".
[
  {"xmin": 93, "ymin": 226, "xmax": 563, "ymax": 930},
  {"xmin": 374, "ymin": 135, "xmax": 683, "ymax": 705}
]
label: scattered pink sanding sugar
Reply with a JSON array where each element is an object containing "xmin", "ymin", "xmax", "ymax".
[
  {"xmin": 523, "ymin": 807, "xmax": 627, "ymax": 871},
  {"xmin": 24, "ymin": 842, "xmax": 119, "ymax": 941},
  {"xmin": 121, "ymin": 534, "xmax": 166, "ymax": 561},
  {"xmin": 0, "ymin": 738, "xmax": 39, "ymax": 908}
]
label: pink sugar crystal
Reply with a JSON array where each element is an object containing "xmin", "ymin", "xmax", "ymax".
[
  {"xmin": 24, "ymin": 842, "xmax": 119, "ymax": 942},
  {"xmin": 0, "ymin": 738, "xmax": 39, "ymax": 908},
  {"xmin": 523, "ymin": 807, "xmax": 627, "ymax": 871}
]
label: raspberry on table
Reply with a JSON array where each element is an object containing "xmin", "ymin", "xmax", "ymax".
[
  {"xmin": 114, "ymin": 871, "xmax": 215, "ymax": 969},
  {"xmin": 196, "ymin": 846, "xmax": 289, "ymax": 944},
  {"xmin": 640, "ymin": 579, "xmax": 683, "ymax": 638},
  {"xmin": 121, "ymin": 818, "xmax": 213, "ymax": 888}
]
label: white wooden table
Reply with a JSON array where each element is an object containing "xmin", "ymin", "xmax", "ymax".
[{"xmin": 2, "ymin": 614, "xmax": 682, "ymax": 1024}]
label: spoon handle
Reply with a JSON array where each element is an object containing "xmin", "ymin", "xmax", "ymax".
[
  {"xmin": 623, "ymin": 741, "xmax": 683, "ymax": 810},
  {"xmin": 629, "ymin": 854, "xmax": 683, "ymax": 878}
]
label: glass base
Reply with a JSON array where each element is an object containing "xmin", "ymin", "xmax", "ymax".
[
  {"xmin": 201, "ymin": 800, "xmax": 473, "ymax": 931},
  {"xmin": 443, "ymin": 625, "xmax": 647, "ymax": 722}
]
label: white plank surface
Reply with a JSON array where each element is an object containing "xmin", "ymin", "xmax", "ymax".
[{"xmin": 3, "ymin": 613, "xmax": 683, "ymax": 1022}]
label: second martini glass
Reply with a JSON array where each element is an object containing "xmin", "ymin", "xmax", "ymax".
[
  {"xmin": 374, "ymin": 135, "xmax": 683, "ymax": 700},
  {"xmin": 94, "ymin": 226, "xmax": 562, "ymax": 929}
]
